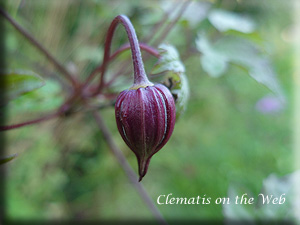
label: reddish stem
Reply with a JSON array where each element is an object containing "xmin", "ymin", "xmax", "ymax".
[
  {"xmin": 83, "ymin": 43, "xmax": 159, "ymax": 95},
  {"xmin": 97, "ymin": 15, "xmax": 152, "ymax": 93},
  {"xmin": 0, "ymin": 111, "xmax": 59, "ymax": 132},
  {"xmin": 108, "ymin": 43, "xmax": 160, "ymax": 87},
  {"xmin": 93, "ymin": 1, "xmax": 190, "ymax": 93}
]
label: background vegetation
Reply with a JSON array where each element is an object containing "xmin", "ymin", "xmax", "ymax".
[{"xmin": 2, "ymin": 0, "xmax": 297, "ymax": 223}]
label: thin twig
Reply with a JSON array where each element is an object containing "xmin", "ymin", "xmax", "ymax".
[
  {"xmin": 0, "ymin": 111, "xmax": 59, "ymax": 132},
  {"xmin": 0, "ymin": 8, "xmax": 78, "ymax": 88},
  {"xmin": 83, "ymin": 43, "xmax": 159, "ymax": 94},
  {"xmin": 104, "ymin": 61, "xmax": 132, "ymax": 89},
  {"xmin": 67, "ymin": 99, "xmax": 116, "ymax": 114},
  {"xmin": 153, "ymin": 0, "xmax": 191, "ymax": 46},
  {"xmin": 104, "ymin": 43, "xmax": 160, "ymax": 88},
  {"xmin": 143, "ymin": 2, "xmax": 180, "ymax": 44},
  {"xmin": 92, "ymin": 111, "xmax": 168, "ymax": 225}
]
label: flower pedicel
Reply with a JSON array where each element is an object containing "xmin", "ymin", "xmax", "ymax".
[{"xmin": 103, "ymin": 15, "xmax": 176, "ymax": 181}]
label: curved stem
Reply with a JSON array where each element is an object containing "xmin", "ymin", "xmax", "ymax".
[
  {"xmin": 97, "ymin": 15, "xmax": 152, "ymax": 93},
  {"xmin": 93, "ymin": 1, "xmax": 190, "ymax": 93}
]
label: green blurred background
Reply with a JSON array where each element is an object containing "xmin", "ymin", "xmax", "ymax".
[{"xmin": 3, "ymin": 0, "xmax": 296, "ymax": 223}]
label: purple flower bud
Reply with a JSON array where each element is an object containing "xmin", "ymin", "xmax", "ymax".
[{"xmin": 115, "ymin": 83, "xmax": 176, "ymax": 181}]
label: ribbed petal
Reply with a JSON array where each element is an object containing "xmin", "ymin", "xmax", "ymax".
[
  {"xmin": 115, "ymin": 84, "xmax": 176, "ymax": 181},
  {"xmin": 153, "ymin": 84, "xmax": 176, "ymax": 152}
]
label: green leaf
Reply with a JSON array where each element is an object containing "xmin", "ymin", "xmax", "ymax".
[
  {"xmin": 200, "ymin": 53, "xmax": 228, "ymax": 77},
  {"xmin": 151, "ymin": 44, "xmax": 189, "ymax": 119},
  {"xmin": 196, "ymin": 33, "xmax": 284, "ymax": 98},
  {"xmin": 0, "ymin": 69, "xmax": 46, "ymax": 101},
  {"xmin": 223, "ymin": 30, "xmax": 264, "ymax": 45},
  {"xmin": 180, "ymin": 1, "xmax": 211, "ymax": 28},
  {"xmin": 196, "ymin": 33, "xmax": 229, "ymax": 77},
  {"xmin": 208, "ymin": 9, "xmax": 255, "ymax": 33},
  {"xmin": 0, "ymin": 153, "xmax": 18, "ymax": 165}
]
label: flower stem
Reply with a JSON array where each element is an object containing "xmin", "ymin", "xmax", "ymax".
[
  {"xmin": 97, "ymin": 15, "xmax": 152, "ymax": 93},
  {"xmin": 94, "ymin": 1, "xmax": 190, "ymax": 92}
]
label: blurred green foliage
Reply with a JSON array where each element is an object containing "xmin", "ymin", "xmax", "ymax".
[
  {"xmin": 2, "ymin": 0, "xmax": 295, "ymax": 223},
  {"xmin": 224, "ymin": 171, "xmax": 300, "ymax": 222},
  {"xmin": 0, "ymin": 69, "xmax": 45, "ymax": 102}
]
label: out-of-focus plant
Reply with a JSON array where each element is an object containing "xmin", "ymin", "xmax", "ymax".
[
  {"xmin": 0, "ymin": 0, "xmax": 290, "ymax": 223},
  {"xmin": 224, "ymin": 171, "xmax": 300, "ymax": 223},
  {"xmin": 0, "ymin": 2, "xmax": 191, "ymax": 223},
  {"xmin": 195, "ymin": 7, "xmax": 285, "ymax": 103}
]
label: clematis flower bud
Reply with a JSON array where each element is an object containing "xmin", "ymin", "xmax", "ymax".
[
  {"xmin": 102, "ymin": 15, "xmax": 176, "ymax": 181},
  {"xmin": 115, "ymin": 83, "xmax": 176, "ymax": 181}
]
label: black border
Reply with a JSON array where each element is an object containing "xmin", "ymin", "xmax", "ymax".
[{"xmin": 0, "ymin": 0, "xmax": 7, "ymax": 223}]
